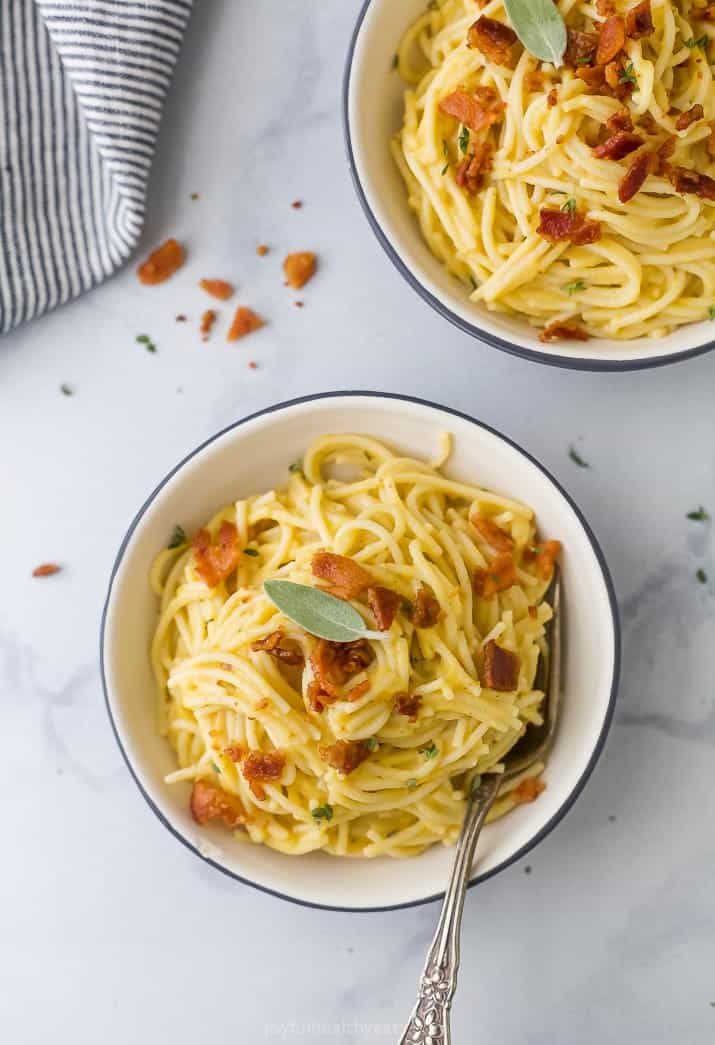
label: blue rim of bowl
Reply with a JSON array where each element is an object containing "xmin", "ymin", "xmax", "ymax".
[
  {"xmin": 342, "ymin": 0, "xmax": 715, "ymax": 372},
  {"xmin": 100, "ymin": 391, "xmax": 621, "ymax": 913}
]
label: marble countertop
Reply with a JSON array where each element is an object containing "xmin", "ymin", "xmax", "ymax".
[{"xmin": 2, "ymin": 2, "xmax": 714, "ymax": 1042}]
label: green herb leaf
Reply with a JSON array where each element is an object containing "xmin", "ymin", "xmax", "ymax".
[
  {"xmin": 136, "ymin": 335, "xmax": 150, "ymax": 344},
  {"xmin": 470, "ymin": 774, "xmax": 483, "ymax": 796},
  {"xmin": 569, "ymin": 445, "xmax": 589, "ymax": 468},
  {"xmin": 211, "ymin": 761, "xmax": 221, "ymax": 773},
  {"xmin": 619, "ymin": 62, "xmax": 637, "ymax": 86},
  {"xmin": 503, "ymin": 0, "xmax": 567, "ymax": 66},
  {"xmin": 243, "ymin": 547, "xmax": 259, "ymax": 556},
  {"xmin": 264, "ymin": 580, "xmax": 386, "ymax": 643},
  {"xmin": 440, "ymin": 162, "xmax": 449, "ymax": 176},
  {"xmin": 563, "ymin": 280, "xmax": 586, "ymax": 296},
  {"xmin": 406, "ymin": 778, "xmax": 418, "ymax": 789},
  {"xmin": 168, "ymin": 525, "xmax": 186, "ymax": 549},
  {"xmin": 422, "ymin": 742, "xmax": 438, "ymax": 759},
  {"xmin": 366, "ymin": 737, "xmax": 378, "ymax": 751},
  {"xmin": 685, "ymin": 34, "xmax": 708, "ymax": 49},
  {"xmin": 312, "ymin": 803, "xmax": 333, "ymax": 821},
  {"xmin": 709, "ymin": 306, "xmax": 715, "ymax": 320},
  {"xmin": 442, "ymin": 138, "xmax": 448, "ymax": 157},
  {"xmin": 696, "ymin": 568, "xmax": 708, "ymax": 583},
  {"xmin": 468, "ymin": 274, "xmax": 477, "ymax": 290},
  {"xmin": 561, "ymin": 197, "xmax": 577, "ymax": 216},
  {"xmin": 687, "ymin": 506, "xmax": 710, "ymax": 521},
  {"xmin": 288, "ymin": 459, "xmax": 303, "ymax": 474},
  {"xmin": 60, "ymin": 383, "xmax": 73, "ymax": 396},
  {"xmin": 458, "ymin": 126, "xmax": 470, "ymax": 154},
  {"xmin": 391, "ymin": 53, "xmax": 399, "ymax": 70},
  {"xmin": 575, "ymin": 55, "xmax": 592, "ymax": 66}
]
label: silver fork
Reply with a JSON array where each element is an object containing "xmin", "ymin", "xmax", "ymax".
[{"xmin": 398, "ymin": 571, "xmax": 561, "ymax": 1045}]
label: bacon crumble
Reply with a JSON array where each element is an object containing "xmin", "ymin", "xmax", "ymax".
[
  {"xmin": 471, "ymin": 515, "xmax": 514, "ymax": 553},
  {"xmin": 593, "ymin": 130, "xmax": 643, "ymax": 160},
  {"xmin": 192, "ymin": 521, "xmax": 240, "ymax": 588},
  {"xmin": 625, "ymin": 0, "xmax": 654, "ymax": 39},
  {"xmin": 564, "ymin": 28, "xmax": 599, "ymax": 67},
  {"xmin": 674, "ymin": 104, "xmax": 704, "ymax": 132},
  {"xmin": 250, "ymin": 630, "xmax": 303, "ymax": 665},
  {"xmin": 539, "ymin": 321, "xmax": 589, "ymax": 342},
  {"xmin": 455, "ymin": 142, "xmax": 494, "ymax": 193},
  {"xmin": 200, "ymin": 309, "xmax": 217, "ymax": 339},
  {"xmin": 438, "ymin": 87, "xmax": 504, "ymax": 132},
  {"xmin": 523, "ymin": 539, "xmax": 561, "ymax": 580},
  {"xmin": 312, "ymin": 551, "xmax": 371, "ymax": 599},
  {"xmin": 319, "ymin": 740, "xmax": 371, "ymax": 775},
  {"xmin": 513, "ymin": 776, "xmax": 547, "ymax": 804},
  {"xmin": 618, "ymin": 150, "xmax": 651, "ymax": 202},
  {"xmin": 227, "ymin": 306, "xmax": 264, "ymax": 341},
  {"xmin": 607, "ymin": 107, "xmax": 633, "ymax": 133},
  {"xmin": 367, "ymin": 585, "xmax": 402, "ymax": 631},
  {"xmin": 199, "ymin": 278, "xmax": 234, "ymax": 300},
  {"xmin": 483, "ymin": 639, "xmax": 521, "ymax": 691},
  {"xmin": 394, "ymin": 692, "xmax": 422, "ymax": 721},
  {"xmin": 308, "ymin": 638, "xmax": 374, "ymax": 712},
  {"xmin": 473, "ymin": 552, "xmax": 517, "ymax": 598},
  {"xmin": 190, "ymin": 779, "xmax": 249, "ymax": 828},
  {"xmin": 669, "ymin": 166, "xmax": 715, "ymax": 200},
  {"xmin": 32, "ymin": 563, "xmax": 61, "ymax": 577},
  {"xmin": 467, "ymin": 16, "xmax": 517, "ymax": 66},
  {"xmin": 283, "ymin": 252, "xmax": 317, "ymax": 289},
  {"xmin": 137, "ymin": 238, "xmax": 184, "ymax": 285},
  {"xmin": 596, "ymin": 15, "xmax": 626, "ymax": 66},
  {"xmin": 242, "ymin": 750, "xmax": 286, "ymax": 800},
  {"xmin": 537, "ymin": 208, "xmax": 601, "ymax": 245},
  {"xmin": 411, "ymin": 585, "xmax": 441, "ymax": 628}
]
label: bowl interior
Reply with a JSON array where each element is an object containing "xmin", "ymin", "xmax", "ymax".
[
  {"xmin": 345, "ymin": 0, "xmax": 714, "ymax": 367},
  {"xmin": 102, "ymin": 395, "xmax": 618, "ymax": 909}
]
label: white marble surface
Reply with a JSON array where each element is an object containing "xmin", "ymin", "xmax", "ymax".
[{"xmin": 2, "ymin": 2, "xmax": 714, "ymax": 1042}]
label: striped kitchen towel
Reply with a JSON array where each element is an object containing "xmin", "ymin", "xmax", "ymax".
[{"xmin": 0, "ymin": 0, "xmax": 192, "ymax": 334}]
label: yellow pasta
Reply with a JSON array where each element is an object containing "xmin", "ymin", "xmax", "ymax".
[
  {"xmin": 393, "ymin": 0, "xmax": 715, "ymax": 340},
  {"xmin": 150, "ymin": 434, "xmax": 557, "ymax": 858}
]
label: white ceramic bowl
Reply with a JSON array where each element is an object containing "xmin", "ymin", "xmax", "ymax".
[
  {"xmin": 343, "ymin": 0, "xmax": 715, "ymax": 371},
  {"xmin": 101, "ymin": 393, "xmax": 620, "ymax": 910}
]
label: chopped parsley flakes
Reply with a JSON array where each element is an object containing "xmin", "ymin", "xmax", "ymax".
[
  {"xmin": 709, "ymin": 306, "xmax": 715, "ymax": 320},
  {"xmin": 243, "ymin": 547, "xmax": 259, "ymax": 556},
  {"xmin": 686, "ymin": 506, "xmax": 710, "ymax": 521},
  {"xmin": 60, "ymin": 383, "xmax": 73, "ymax": 396},
  {"xmin": 406, "ymin": 778, "xmax": 418, "ymax": 789},
  {"xmin": 569, "ymin": 445, "xmax": 589, "ymax": 468},
  {"xmin": 458, "ymin": 126, "xmax": 470, "ymax": 155},
  {"xmin": 289, "ymin": 459, "xmax": 303, "ymax": 474},
  {"xmin": 563, "ymin": 280, "xmax": 586, "ymax": 296},
  {"xmin": 422, "ymin": 742, "xmax": 438, "ymax": 759},
  {"xmin": 696, "ymin": 568, "xmax": 708, "ymax": 584},
  {"xmin": 136, "ymin": 334, "xmax": 157, "ymax": 353},
  {"xmin": 168, "ymin": 525, "xmax": 186, "ymax": 549},
  {"xmin": 561, "ymin": 197, "xmax": 577, "ymax": 216},
  {"xmin": 211, "ymin": 761, "xmax": 221, "ymax": 774},
  {"xmin": 619, "ymin": 63, "xmax": 637, "ymax": 86},
  {"xmin": 312, "ymin": 803, "xmax": 333, "ymax": 822},
  {"xmin": 685, "ymin": 35, "xmax": 708, "ymax": 49}
]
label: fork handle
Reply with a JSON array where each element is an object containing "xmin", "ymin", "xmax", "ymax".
[{"xmin": 398, "ymin": 775, "xmax": 501, "ymax": 1045}]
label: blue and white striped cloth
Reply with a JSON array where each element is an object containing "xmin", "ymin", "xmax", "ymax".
[{"xmin": 0, "ymin": 0, "xmax": 192, "ymax": 334}]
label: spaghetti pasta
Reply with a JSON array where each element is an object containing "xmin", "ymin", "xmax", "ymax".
[
  {"xmin": 392, "ymin": 0, "xmax": 715, "ymax": 341},
  {"xmin": 150, "ymin": 434, "xmax": 558, "ymax": 858}
]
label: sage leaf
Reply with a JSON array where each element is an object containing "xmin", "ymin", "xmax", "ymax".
[
  {"xmin": 264, "ymin": 580, "xmax": 385, "ymax": 643},
  {"xmin": 504, "ymin": 0, "xmax": 567, "ymax": 66}
]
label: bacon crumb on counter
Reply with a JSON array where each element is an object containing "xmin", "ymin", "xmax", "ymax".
[
  {"xmin": 394, "ymin": 692, "xmax": 422, "ymax": 721},
  {"xmin": 439, "ymin": 87, "xmax": 504, "ymax": 132},
  {"xmin": 625, "ymin": 0, "xmax": 653, "ymax": 39},
  {"xmin": 523, "ymin": 539, "xmax": 561, "ymax": 580},
  {"xmin": 291, "ymin": 200, "xmax": 303, "ymax": 209},
  {"xmin": 539, "ymin": 321, "xmax": 589, "ymax": 342},
  {"xmin": 596, "ymin": 15, "xmax": 626, "ymax": 66},
  {"xmin": 455, "ymin": 142, "xmax": 493, "ymax": 193},
  {"xmin": 607, "ymin": 107, "xmax": 634, "ymax": 133},
  {"xmin": 250, "ymin": 630, "xmax": 303, "ymax": 665},
  {"xmin": 467, "ymin": 16, "xmax": 517, "ymax": 66},
  {"xmin": 593, "ymin": 131, "xmax": 643, "ymax": 160},
  {"xmin": 32, "ymin": 563, "xmax": 61, "ymax": 577},
  {"xmin": 137, "ymin": 238, "xmax": 184, "ymax": 285},
  {"xmin": 256, "ymin": 244, "xmax": 269, "ymax": 256},
  {"xmin": 367, "ymin": 585, "xmax": 402, "ymax": 631},
  {"xmin": 312, "ymin": 551, "xmax": 371, "ymax": 599},
  {"xmin": 283, "ymin": 251, "xmax": 317, "ymax": 289},
  {"xmin": 537, "ymin": 208, "xmax": 601, "ymax": 245},
  {"xmin": 674, "ymin": 104, "xmax": 704, "ymax": 132},
  {"xmin": 295, "ymin": 300, "xmax": 305, "ymax": 308},
  {"xmin": 200, "ymin": 309, "xmax": 216, "ymax": 340},
  {"xmin": 318, "ymin": 740, "xmax": 371, "ymax": 775},
  {"xmin": 199, "ymin": 278, "xmax": 234, "ymax": 300},
  {"xmin": 411, "ymin": 585, "xmax": 441, "ymax": 628},
  {"xmin": 175, "ymin": 313, "xmax": 187, "ymax": 322},
  {"xmin": 618, "ymin": 150, "xmax": 651, "ymax": 202},
  {"xmin": 192, "ymin": 521, "xmax": 240, "ymax": 588},
  {"xmin": 483, "ymin": 639, "xmax": 521, "ymax": 691},
  {"xmin": 513, "ymin": 776, "xmax": 547, "ymax": 804},
  {"xmin": 190, "ymin": 779, "xmax": 249, "ymax": 827},
  {"xmin": 564, "ymin": 28, "xmax": 599, "ymax": 67},
  {"xmin": 473, "ymin": 552, "xmax": 517, "ymax": 598},
  {"xmin": 248, "ymin": 360, "xmax": 258, "ymax": 369},
  {"xmin": 242, "ymin": 750, "xmax": 286, "ymax": 800},
  {"xmin": 227, "ymin": 306, "xmax": 264, "ymax": 341},
  {"xmin": 471, "ymin": 514, "xmax": 514, "ymax": 553}
]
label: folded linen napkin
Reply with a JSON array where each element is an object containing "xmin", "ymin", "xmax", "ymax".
[{"xmin": 0, "ymin": 0, "xmax": 192, "ymax": 334}]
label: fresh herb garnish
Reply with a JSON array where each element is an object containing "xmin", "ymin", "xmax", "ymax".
[
  {"xmin": 561, "ymin": 197, "xmax": 577, "ymax": 216},
  {"xmin": 406, "ymin": 778, "xmax": 418, "ymax": 789},
  {"xmin": 468, "ymin": 274, "xmax": 477, "ymax": 290},
  {"xmin": 687, "ymin": 506, "xmax": 710, "ymax": 521},
  {"xmin": 619, "ymin": 63, "xmax": 637, "ymax": 86},
  {"xmin": 264, "ymin": 580, "xmax": 387, "ymax": 643},
  {"xmin": 458, "ymin": 126, "xmax": 470, "ymax": 154},
  {"xmin": 211, "ymin": 761, "xmax": 221, "ymax": 773},
  {"xmin": 243, "ymin": 547, "xmax": 259, "ymax": 556},
  {"xmin": 60, "ymin": 383, "xmax": 73, "ymax": 396},
  {"xmin": 422, "ymin": 742, "xmax": 438, "ymax": 759},
  {"xmin": 569, "ymin": 445, "xmax": 589, "ymax": 468},
  {"xmin": 575, "ymin": 55, "xmax": 592, "ymax": 65},
  {"xmin": 168, "ymin": 525, "xmax": 186, "ymax": 549},
  {"xmin": 441, "ymin": 162, "xmax": 449, "ymax": 175},
  {"xmin": 312, "ymin": 803, "xmax": 333, "ymax": 821},
  {"xmin": 402, "ymin": 599, "xmax": 414, "ymax": 616},
  {"xmin": 288, "ymin": 459, "xmax": 303, "ymax": 474},
  {"xmin": 503, "ymin": 0, "xmax": 567, "ymax": 65},
  {"xmin": 366, "ymin": 737, "xmax": 378, "ymax": 751},
  {"xmin": 563, "ymin": 280, "xmax": 586, "ymax": 295},
  {"xmin": 685, "ymin": 34, "xmax": 708, "ymax": 49},
  {"xmin": 696, "ymin": 568, "xmax": 708, "ymax": 583},
  {"xmin": 709, "ymin": 306, "xmax": 715, "ymax": 320},
  {"xmin": 136, "ymin": 334, "xmax": 157, "ymax": 353}
]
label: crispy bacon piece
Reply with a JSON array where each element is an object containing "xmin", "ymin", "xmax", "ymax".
[
  {"xmin": 593, "ymin": 130, "xmax": 643, "ymax": 160},
  {"xmin": 674, "ymin": 104, "xmax": 704, "ymax": 131},
  {"xmin": 345, "ymin": 679, "xmax": 370, "ymax": 702},
  {"xmin": 367, "ymin": 585, "xmax": 402, "ymax": 631},
  {"xmin": 242, "ymin": 750, "xmax": 285, "ymax": 799},
  {"xmin": 547, "ymin": 87, "xmax": 559, "ymax": 108},
  {"xmin": 224, "ymin": 744, "xmax": 244, "ymax": 763},
  {"xmin": 625, "ymin": 0, "xmax": 653, "ymax": 39},
  {"xmin": 438, "ymin": 87, "xmax": 504, "ymax": 132},
  {"xmin": 190, "ymin": 779, "xmax": 249, "ymax": 827},
  {"xmin": 200, "ymin": 309, "xmax": 216, "ymax": 339},
  {"xmin": 312, "ymin": 551, "xmax": 371, "ymax": 599},
  {"xmin": 471, "ymin": 514, "xmax": 514, "ymax": 553},
  {"xmin": 523, "ymin": 539, "xmax": 561, "ymax": 580},
  {"xmin": 250, "ymin": 630, "xmax": 303, "ymax": 665},
  {"xmin": 669, "ymin": 166, "xmax": 715, "ymax": 200},
  {"xmin": 483, "ymin": 639, "xmax": 521, "ymax": 691},
  {"xmin": 455, "ymin": 142, "xmax": 494, "ymax": 193},
  {"xmin": 473, "ymin": 552, "xmax": 517, "ymax": 598},
  {"xmin": 618, "ymin": 150, "xmax": 651, "ymax": 202},
  {"xmin": 199, "ymin": 278, "xmax": 234, "ymax": 300},
  {"xmin": 577, "ymin": 65, "xmax": 607, "ymax": 90},
  {"xmin": 227, "ymin": 306, "xmax": 264, "ymax": 341},
  {"xmin": 394, "ymin": 692, "xmax": 422, "ymax": 721},
  {"xmin": 652, "ymin": 135, "xmax": 676, "ymax": 174},
  {"xmin": 468, "ymin": 16, "xmax": 517, "ymax": 66},
  {"xmin": 411, "ymin": 585, "xmax": 441, "ymax": 628},
  {"xmin": 308, "ymin": 638, "xmax": 374, "ymax": 712},
  {"xmin": 596, "ymin": 0, "xmax": 616, "ymax": 15},
  {"xmin": 537, "ymin": 208, "xmax": 602, "ymax": 245},
  {"xmin": 513, "ymin": 776, "xmax": 547, "ymax": 804},
  {"xmin": 539, "ymin": 321, "xmax": 589, "ymax": 342},
  {"xmin": 257, "ymin": 244, "xmax": 269, "ymax": 256},
  {"xmin": 319, "ymin": 740, "xmax": 370, "ymax": 775},
  {"xmin": 283, "ymin": 252, "xmax": 317, "ymax": 289},
  {"xmin": 528, "ymin": 605, "xmax": 538, "ymax": 620},
  {"xmin": 192, "ymin": 521, "xmax": 239, "ymax": 588},
  {"xmin": 564, "ymin": 28, "xmax": 599, "ymax": 67},
  {"xmin": 137, "ymin": 238, "xmax": 184, "ymax": 285},
  {"xmin": 32, "ymin": 563, "xmax": 61, "ymax": 577},
  {"xmin": 596, "ymin": 15, "xmax": 626, "ymax": 65},
  {"xmin": 524, "ymin": 71, "xmax": 545, "ymax": 92},
  {"xmin": 607, "ymin": 107, "xmax": 633, "ymax": 133}
]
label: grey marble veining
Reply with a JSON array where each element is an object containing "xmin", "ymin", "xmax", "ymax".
[{"xmin": 1, "ymin": 2, "xmax": 714, "ymax": 1042}]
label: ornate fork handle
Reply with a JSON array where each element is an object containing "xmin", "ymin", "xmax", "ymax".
[{"xmin": 398, "ymin": 775, "xmax": 501, "ymax": 1045}]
